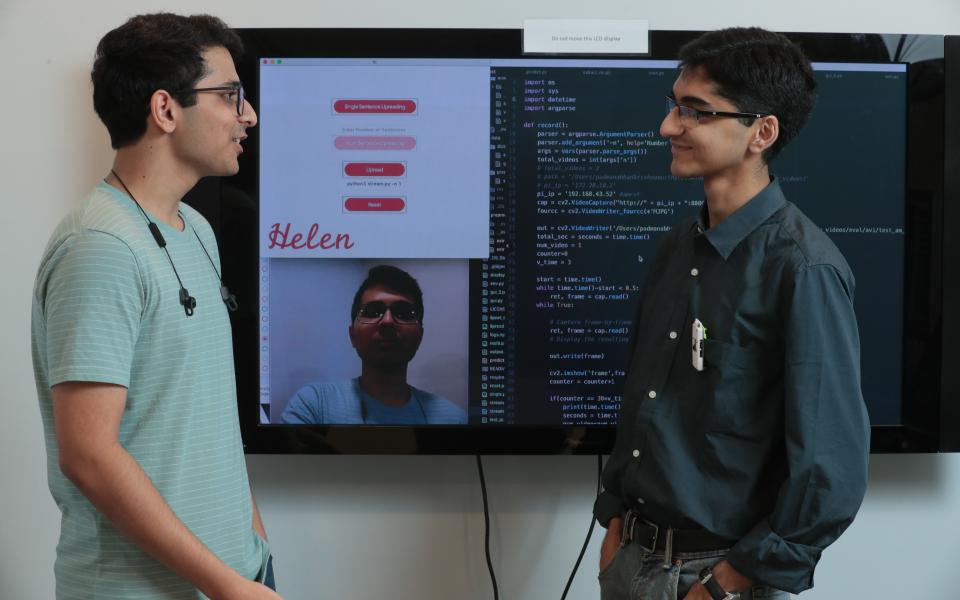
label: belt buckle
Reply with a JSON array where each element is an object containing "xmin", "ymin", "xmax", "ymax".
[{"xmin": 636, "ymin": 518, "xmax": 659, "ymax": 554}]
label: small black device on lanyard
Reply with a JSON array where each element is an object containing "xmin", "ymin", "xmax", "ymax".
[{"xmin": 111, "ymin": 170, "xmax": 238, "ymax": 317}]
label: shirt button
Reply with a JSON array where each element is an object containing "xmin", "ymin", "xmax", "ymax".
[
  {"xmin": 668, "ymin": 331, "xmax": 678, "ymax": 340},
  {"xmin": 632, "ymin": 449, "xmax": 640, "ymax": 458},
  {"xmin": 690, "ymin": 267, "xmax": 699, "ymax": 277},
  {"xmin": 648, "ymin": 390, "xmax": 657, "ymax": 399},
  {"xmin": 637, "ymin": 497, "xmax": 645, "ymax": 504}
]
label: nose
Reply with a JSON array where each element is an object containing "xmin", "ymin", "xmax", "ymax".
[
  {"xmin": 378, "ymin": 307, "xmax": 397, "ymax": 326},
  {"xmin": 660, "ymin": 108, "xmax": 682, "ymax": 138},
  {"xmin": 241, "ymin": 98, "xmax": 258, "ymax": 127}
]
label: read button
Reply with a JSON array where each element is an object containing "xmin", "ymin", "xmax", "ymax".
[{"xmin": 344, "ymin": 197, "xmax": 406, "ymax": 212}]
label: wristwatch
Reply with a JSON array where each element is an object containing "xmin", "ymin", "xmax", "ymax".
[{"xmin": 698, "ymin": 566, "xmax": 738, "ymax": 600}]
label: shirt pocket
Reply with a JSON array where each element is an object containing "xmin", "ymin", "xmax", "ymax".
[{"xmin": 700, "ymin": 339, "xmax": 778, "ymax": 440}]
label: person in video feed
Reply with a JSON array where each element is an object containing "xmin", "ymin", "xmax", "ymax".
[{"xmin": 281, "ymin": 265, "xmax": 467, "ymax": 425}]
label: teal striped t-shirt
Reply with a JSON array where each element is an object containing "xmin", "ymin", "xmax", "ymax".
[{"xmin": 31, "ymin": 183, "xmax": 267, "ymax": 599}]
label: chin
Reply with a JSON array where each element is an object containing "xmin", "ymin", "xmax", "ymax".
[
  {"xmin": 366, "ymin": 358, "xmax": 411, "ymax": 371},
  {"xmin": 214, "ymin": 162, "xmax": 240, "ymax": 177},
  {"xmin": 670, "ymin": 159, "xmax": 706, "ymax": 180}
]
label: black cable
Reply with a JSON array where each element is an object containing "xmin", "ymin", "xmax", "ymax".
[
  {"xmin": 893, "ymin": 34, "xmax": 907, "ymax": 63},
  {"xmin": 189, "ymin": 227, "xmax": 239, "ymax": 311},
  {"xmin": 110, "ymin": 169, "xmax": 237, "ymax": 313},
  {"xmin": 475, "ymin": 454, "xmax": 500, "ymax": 600},
  {"xmin": 560, "ymin": 454, "xmax": 604, "ymax": 600},
  {"xmin": 111, "ymin": 171, "xmax": 189, "ymax": 290}
]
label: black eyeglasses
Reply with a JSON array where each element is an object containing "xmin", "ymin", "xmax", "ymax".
[
  {"xmin": 665, "ymin": 95, "xmax": 767, "ymax": 127},
  {"xmin": 175, "ymin": 83, "xmax": 246, "ymax": 116},
  {"xmin": 356, "ymin": 301, "xmax": 421, "ymax": 325}
]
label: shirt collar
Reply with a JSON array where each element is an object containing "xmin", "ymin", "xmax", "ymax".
[{"xmin": 693, "ymin": 177, "xmax": 787, "ymax": 260}]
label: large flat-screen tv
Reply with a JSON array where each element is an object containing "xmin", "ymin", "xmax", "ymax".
[{"xmin": 184, "ymin": 29, "xmax": 957, "ymax": 453}]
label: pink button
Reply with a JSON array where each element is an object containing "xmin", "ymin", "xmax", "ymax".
[
  {"xmin": 344, "ymin": 198, "xmax": 406, "ymax": 212},
  {"xmin": 334, "ymin": 136, "xmax": 416, "ymax": 150}
]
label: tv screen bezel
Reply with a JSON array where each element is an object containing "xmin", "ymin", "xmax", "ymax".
[{"xmin": 186, "ymin": 28, "xmax": 949, "ymax": 454}]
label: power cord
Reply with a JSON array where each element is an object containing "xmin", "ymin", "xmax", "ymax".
[
  {"xmin": 560, "ymin": 454, "xmax": 604, "ymax": 600},
  {"xmin": 476, "ymin": 454, "xmax": 500, "ymax": 600},
  {"xmin": 474, "ymin": 454, "xmax": 604, "ymax": 600}
]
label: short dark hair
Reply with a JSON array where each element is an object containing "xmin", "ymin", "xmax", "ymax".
[
  {"xmin": 91, "ymin": 13, "xmax": 243, "ymax": 149},
  {"xmin": 678, "ymin": 27, "xmax": 816, "ymax": 162},
  {"xmin": 350, "ymin": 265, "xmax": 425, "ymax": 323}
]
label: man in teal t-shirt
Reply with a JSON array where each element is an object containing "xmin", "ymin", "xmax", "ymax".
[{"xmin": 31, "ymin": 14, "xmax": 281, "ymax": 600}]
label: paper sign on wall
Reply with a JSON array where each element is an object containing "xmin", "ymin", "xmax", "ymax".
[{"xmin": 523, "ymin": 19, "xmax": 650, "ymax": 55}]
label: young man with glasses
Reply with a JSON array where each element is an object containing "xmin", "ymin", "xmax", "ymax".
[
  {"xmin": 31, "ymin": 13, "xmax": 281, "ymax": 599},
  {"xmin": 281, "ymin": 265, "xmax": 467, "ymax": 425},
  {"xmin": 595, "ymin": 27, "xmax": 869, "ymax": 600}
]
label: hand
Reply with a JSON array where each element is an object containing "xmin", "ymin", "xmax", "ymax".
[
  {"xmin": 599, "ymin": 517, "xmax": 623, "ymax": 573},
  {"xmin": 218, "ymin": 578, "xmax": 284, "ymax": 600},
  {"xmin": 681, "ymin": 583, "xmax": 713, "ymax": 600},
  {"xmin": 681, "ymin": 560, "xmax": 752, "ymax": 600}
]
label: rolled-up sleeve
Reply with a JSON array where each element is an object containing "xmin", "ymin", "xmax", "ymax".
[
  {"xmin": 593, "ymin": 489, "xmax": 626, "ymax": 528},
  {"xmin": 725, "ymin": 264, "xmax": 870, "ymax": 593}
]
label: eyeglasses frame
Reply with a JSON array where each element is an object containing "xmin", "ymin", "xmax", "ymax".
[
  {"xmin": 665, "ymin": 95, "xmax": 768, "ymax": 125},
  {"xmin": 355, "ymin": 301, "xmax": 422, "ymax": 325},
  {"xmin": 173, "ymin": 83, "xmax": 246, "ymax": 116}
]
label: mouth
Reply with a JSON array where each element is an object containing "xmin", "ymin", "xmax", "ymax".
[
  {"xmin": 233, "ymin": 134, "xmax": 247, "ymax": 153},
  {"xmin": 670, "ymin": 142, "xmax": 693, "ymax": 154}
]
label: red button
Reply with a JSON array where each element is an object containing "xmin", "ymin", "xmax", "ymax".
[
  {"xmin": 344, "ymin": 197, "xmax": 406, "ymax": 212},
  {"xmin": 344, "ymin": 162, "xmax": 406, "ymax": 177},
  {"xmin": 333, "ymin": 99, "xmax": 417, "ymax": 114}
]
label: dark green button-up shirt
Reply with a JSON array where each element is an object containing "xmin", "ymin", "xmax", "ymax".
[{"xmin": 595, "ymin": 178, "xmax": 870, "ymax": 594}]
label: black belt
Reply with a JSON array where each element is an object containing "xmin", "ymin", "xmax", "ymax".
[
  {"xmin": 621, "ymin": 509, "xmax": 734, "ymax": 555},
  {"xmin": 621, "ymin": 510, "xmax": 761, "ymax": 598}
]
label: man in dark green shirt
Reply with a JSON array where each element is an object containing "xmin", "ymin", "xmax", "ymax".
[{"xmin": 595, "ymin": 28, "xmax": 870, "ymax": 600}]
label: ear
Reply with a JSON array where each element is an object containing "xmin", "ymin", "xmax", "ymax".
[
  {"xmin": 348, "ymin": 323, "xmax": 358, "ymax": 349},
  {"xmin": 148, "ymin": 90, "xmax": 179, "ymax": 135},
  {"xmin": 749, "ymin": 115, "xmax": 779, "ymax": 156}
]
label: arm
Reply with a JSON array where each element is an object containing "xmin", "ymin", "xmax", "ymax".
[
  {"xmin": 53, "ymin": 381, "xmax": 282, "ymax": 600},
  {"xmin": 251, "ymin": 491, "xmax": 268, "ymax": 541},
  {"xmin": 280, "ymin": 385, "xmax": 324, "ymax": 424},
  {"xmin": 595, "ymin": 228, "xmax": 681, "ymax": 549},
  {"xmin": 723, "ymin": 264, "xmax": 870, "ymax": 594},
  {"xmin": 599, "ymin": 516, "xmax": 623, "ymax": 572}
]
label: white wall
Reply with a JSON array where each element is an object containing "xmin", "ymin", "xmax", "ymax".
[{"xmin": 3, "ymin": 1, "xmax": 959, "ymax": 598}]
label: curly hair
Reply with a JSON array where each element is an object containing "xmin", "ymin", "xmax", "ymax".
[
  {"xmin": 678, "ymin": 27, "xmax": 817, "ymax": 162},
  {"xmin": 91, "ymin": 13, "xmax": 243, "ymax": 149}
]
